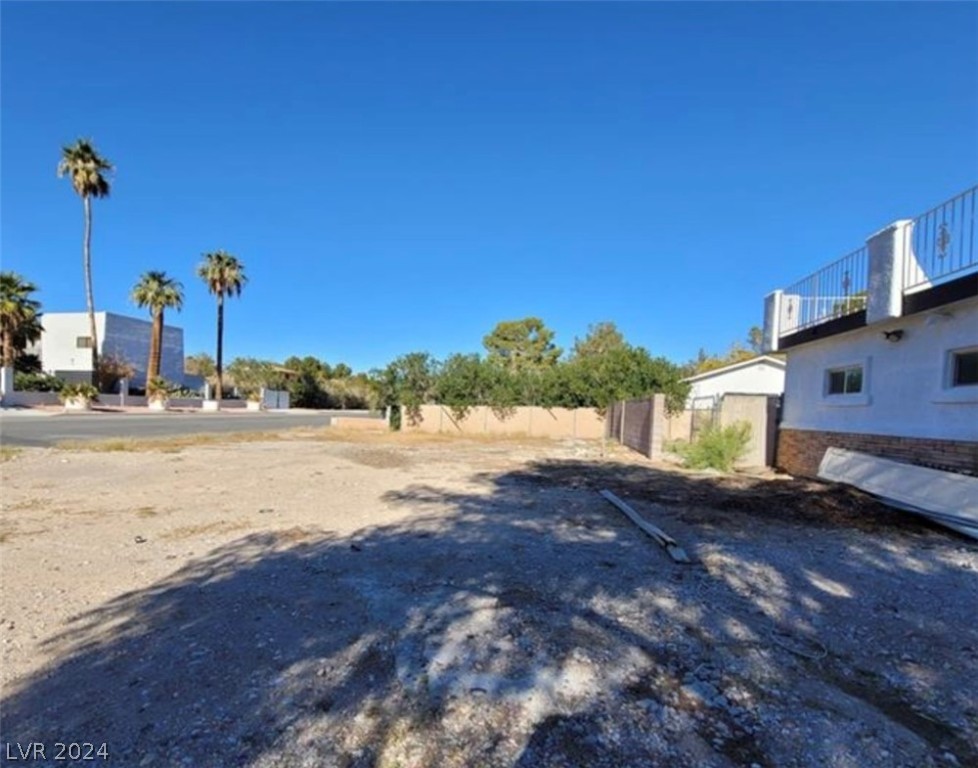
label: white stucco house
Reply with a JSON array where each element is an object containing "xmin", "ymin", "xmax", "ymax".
[
  {"xmin": 39, "ymin": 311, "xmax": 185, "ymax": 389},
  {"xmin": 763, "ymin": 184, "xmax": 978, "ymax": 478},
  {"xmin": 683, "ymin": 355, "xmax": 785, "ymax": 408}
]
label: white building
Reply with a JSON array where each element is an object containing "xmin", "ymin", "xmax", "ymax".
[
  {"xmin": 763, "ymin": 185, "xmax": 978, "ymax": 478},
  {"xmin": 683, "ymin": 355, "xmax": 785, "ymax": 408},
  {"xmin": 40, "ymin": 311, "xmax": 185, "ymax": 388}
]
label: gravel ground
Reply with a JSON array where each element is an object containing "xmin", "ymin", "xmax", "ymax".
[{"xmin": 1, "ymin": 431, "xmax": 976, "ymax": 767}]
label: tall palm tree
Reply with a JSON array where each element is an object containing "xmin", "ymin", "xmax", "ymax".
[
  {"xmin": 197, "ymin": 251, "xmax": 247, "ymax": 401},
  {"xmin": 131, "ymin": 270, "xmax": 184, "ymax": 383},
  {"xmin": 0, "ymin": 271, "xmax": 42, "ymax": 370},
  {"xmin": 57, "ymin": 139, "xmax": 113, "ymax": 386}
]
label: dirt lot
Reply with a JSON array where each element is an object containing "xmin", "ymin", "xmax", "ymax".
[{"xmin": 1, "ymin": 430, "xmax": 976, "ymax": 767}]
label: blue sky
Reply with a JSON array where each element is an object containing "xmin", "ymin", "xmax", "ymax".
[{"xmin": 2, "ymin": 2, "xmax": 976, "ymax": 373}]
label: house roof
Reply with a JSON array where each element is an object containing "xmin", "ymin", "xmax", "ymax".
[{"xmin": 683, "ymin": 354, "xmax": 786, "ymax": 383}]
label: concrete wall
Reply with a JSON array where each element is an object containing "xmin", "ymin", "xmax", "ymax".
[
  {"xmin": 665, "ymin": 393, "xmax": 780, "ymax": 467},
  {"xmin": 40, "ymin": 312, "xmax": 185, "ymax": 387},
  {"xmin": 331, "ymin": 416, "xmax": 389, "ymax": 432},
  {"xmin": 665, "ymin": 409, "xmax": 693, "ymax": 442},
  {"xmin": 686, "ymin": 360, "xmax": 785, "ymax": 405},
  {"xmin": 718, "ymin": 394, "xmax": 780, "ymax": 467},
  {"xmin": 403, "ymin": 405, "xmax": 606, "ymax": 439},
  {"xmin": 607, "ymin": 396, "xmax": 666, "ymax": 459},
  {"xmin": 0, "ymin": 391, "xmax": 247, "ymax": 409},
  {"xmin": 781, "ymin": 297, "xmax": 978, "ymax": 442}
]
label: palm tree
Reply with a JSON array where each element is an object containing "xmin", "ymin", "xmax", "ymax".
[
  {"xmin": 197, "ymin": 251, "xmax": 247, "ymax": 401},
  {"xmin": 58, "ymin": 139, "xmax": 113, "ymax": 386},
  {"xmin": 131, "ymin": 271, "xmax": 184, "ymax": 383},
  {"xmin": 0, "ymin": 271, "xmax": 42, "ymax": 370}
]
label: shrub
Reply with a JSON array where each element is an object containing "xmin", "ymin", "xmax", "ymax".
[
  {"xmin": 673, "ymin": 422, "xmax": 751, "ymax": 472},
  {"xmin": 146, "ymin": 377, "xmax": 176, "ymax": 400},
  {"xmin": 14, "ymin": 371, "xmax": 65, "ymax": 392},
  {"xmin": 59, "ymin": 382, "xmax": 99, "ymax": 403}
]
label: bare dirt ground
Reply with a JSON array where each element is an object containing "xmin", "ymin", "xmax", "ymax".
[{"xmin": 1, "ymin": 430, "xmax": 976, "ymax": 767}]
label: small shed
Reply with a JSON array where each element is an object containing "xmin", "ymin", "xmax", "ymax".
[{"xmin": 684, "ymin": 355, "xmax": 785, "ymax": 408}]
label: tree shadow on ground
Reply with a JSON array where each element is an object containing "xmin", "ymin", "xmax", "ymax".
[{"xmin": 2, "ymin": 457, "xmax": 976, "ymax": 767}]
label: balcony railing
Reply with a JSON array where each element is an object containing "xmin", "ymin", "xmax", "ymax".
[
  {"xmin": 904, "ymin": 185, "xmax": 978, "ymax": 293},
  {"xmin": 780, "ymin": 246, "xmax": 869, "ymax": 335}
]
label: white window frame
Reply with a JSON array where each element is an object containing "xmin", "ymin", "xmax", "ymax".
[
  {"xmin": 932, "ymin": 345, "xmax": 978, "ymax": 404},
  {"xmin": 822, "ymin": 358, "xmax": 871, "ymax": 407}
]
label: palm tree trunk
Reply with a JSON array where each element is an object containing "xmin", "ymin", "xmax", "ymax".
[
  {"xmin": 83, "ymin": 195, "xmax": 100, "ymax": 387},
  {"xmin": 1, "ymin": 320, "xmax": 12, "ymax": 369},
  {"xmin": 148, "ymin": 309, "xmax": 163, "ymax": 381},
  {"xmin": 215, "ymin": 294, "xmax": 224, "ymax": 401}
]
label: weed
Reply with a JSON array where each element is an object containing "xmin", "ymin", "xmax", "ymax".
[{"xmin": 672, "ymin": 422, "xmax": 751, "ymax": 472}]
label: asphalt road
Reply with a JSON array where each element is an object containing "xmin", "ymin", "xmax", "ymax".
[{"xmin": 0, "ymin": 410, "xmax": 376, "ymax": 447}]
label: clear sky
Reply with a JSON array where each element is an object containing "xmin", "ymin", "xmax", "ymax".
[{"xmin": 2, "ymin": 2, "xmax": 976, "ymax": 373}]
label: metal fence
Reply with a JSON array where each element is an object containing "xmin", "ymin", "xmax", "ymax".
[
  {"xmin": 689, "ymin": 395, "xmax": 719, "ymax": 440},
  {"xmin": 904, "ymin": 184, "xmax": 978, "ymax": 293},
  {"xmin": 780, "ymin": 246, "xmax": 868, "ymax": 335}
]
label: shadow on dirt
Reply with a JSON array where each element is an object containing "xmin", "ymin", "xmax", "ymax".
[{"xmin": 2, "ymin": 458, "xmax": 975, "ymax": 767}]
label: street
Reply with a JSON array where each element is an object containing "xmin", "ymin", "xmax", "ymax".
[{"xmin": 0, "ymin": 410, "xmax": 374, "ymax": 447}]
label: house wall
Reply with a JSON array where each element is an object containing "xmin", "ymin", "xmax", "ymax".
[
  {"xmin": 103, "ymin": 313, "xmax": 184, "ymax": 387},
  {"xmin": 686, "ymin": 361, "xmax": 785, "ymax": 405},
  {"xmin": 40, "ymin": 312, "xmax": 184, "ymax": 387},
  {"xmin": 777, "ymin": 296, "xmax": 978, "ymax": 476},
  {"xmin": 40, "ymin": 313, "xmax": 108, "ymax": 374}
]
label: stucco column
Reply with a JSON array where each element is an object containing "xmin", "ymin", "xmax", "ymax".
[
  {"xmin": 0, "ymin": 366, "xmax": 13, "ymax": 398},
  {"xmin": 866, "ymin": 219, "xmax": 913, "ymax": 324},
  {"xmin": 762, "ymin": 290, "xmax": 784, "ymax": 352}
]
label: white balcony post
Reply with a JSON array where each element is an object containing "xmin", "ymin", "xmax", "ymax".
[
  {"xmin": 762, "ymin": 290, "xmax": 783, "ymax": 352},
  {"xmin": 866, "ymin": 219, "xmax": 913, "ymax": 324}
]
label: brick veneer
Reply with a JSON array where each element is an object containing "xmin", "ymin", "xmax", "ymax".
[{"xmin": 777, "ymin": 428, "xmax": 978, "ymax": 478}]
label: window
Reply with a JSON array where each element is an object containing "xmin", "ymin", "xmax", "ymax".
[
  {"xmin": 76, "ymin": 336, "xmax": 93, "ymax": 349},
  {"xmin": 951, "ymin": 349, "xmax": 978, "ymax": 387},
  {"xmin": 827, "ymin": 365, "xmax": 862, "ymax": 395}
]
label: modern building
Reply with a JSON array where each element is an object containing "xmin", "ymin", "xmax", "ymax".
[
  {"xmin": 40, "ymin": 311, "xmax": 184, "ymax": 388},
  {"xmin": 762, "ymin": 185, "xmax": 978, "ymax": 478},
  {"xmin": 683, "ymin": 355, "xmax": 785, "ymax": 409}
]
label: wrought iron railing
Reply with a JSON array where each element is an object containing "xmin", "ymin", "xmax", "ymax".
[
  {"xmin": 904, "ymin": 185, "xmax": 978, "ymax": 293},
  {"xmin": 780, "ymin": 247, "xmax": 869, "ymax": 335}
]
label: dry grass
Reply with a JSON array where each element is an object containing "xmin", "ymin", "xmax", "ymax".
[
  {"xmin": 54, "ymin": 426, "xmax": 557, "ymax": 454},
  {"xmin": 55, "ymin": 431, "xmax": 300, "ymax": 453},
  {"xmin": 0, "ymin": 446, "xmax": 22, "ymax": 462}
]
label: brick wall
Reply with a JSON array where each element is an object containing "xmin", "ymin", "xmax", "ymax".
[{"xmin": 778, "ymin": 428, "xmax": 978, "ymax": 478}]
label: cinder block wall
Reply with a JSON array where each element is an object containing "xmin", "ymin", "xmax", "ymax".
[
  {"xmin": 778, "ymin": 428, "xmax": 978, "ymax": 478},
  {"xmin": 403, "ymin": 405, "xmax": 606, "ymax": 439}
]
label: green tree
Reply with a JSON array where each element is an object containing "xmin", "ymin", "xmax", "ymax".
[
  {"xmin": 185, "ymin": 352, "xmax": 217, "ymax": 381},
  {"xmin": 0, "ymin": 272, "xmax": 42, "ymax": 369},
  {"xmin": 374, "ymin": 352, "xmax": 438, "ymax": 425},
  {"xmin": 571, "ymin": 321, "xmax": 626, "ymax": 360},
  {"xmin": 197, "ymin": 251, "xmax": 247, "ymax": 401},
  {"xmin": 58, "ymin": 139, "xmax": 112, "ymax": 385},
  {"xmin": 483, "ymin": 317, "xmax": 561, "ymax": 372},
  {"xmin": 747, "ymin": 325, "xmax": 764, "ymax": 354},
  {"xmin": 131, "ymin": 270, "xmax": 184, "ymax": 382},
  {"xmin": 226, "ymin": 357, "xmax": 276, "ymax": 398}
]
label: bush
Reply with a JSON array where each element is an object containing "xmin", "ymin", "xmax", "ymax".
[
  {"xmin": 59, "ymin": 382, "xmax": 100, "ymax": 403},
  {"xmin": 14, "ymin": 371, "xmax": 65, "ymax": 392},
  {"xmin": 673, "ymin": 422, "xmax": 751, "ymax": 472},
  {"xmin": 146, "ymin": 377, "xmax": 177, "ymax": 400}
]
